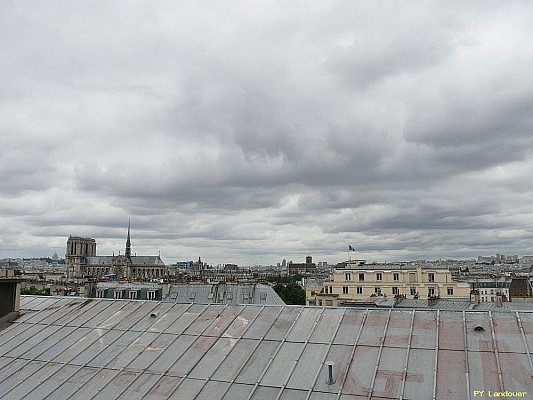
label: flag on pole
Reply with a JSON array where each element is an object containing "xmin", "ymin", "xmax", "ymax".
[{"xmin": 348, "ymin": 245, "xmax": 355, "ymax": 251}]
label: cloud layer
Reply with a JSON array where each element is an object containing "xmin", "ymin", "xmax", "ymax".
[{"xmin": 2, "ymin": 1, "xmax": 533, "ymax": 265}]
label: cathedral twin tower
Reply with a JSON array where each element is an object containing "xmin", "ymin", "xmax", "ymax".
[{"xmin": 65, "ymin": 221, "xmax": 166, "ymax": 280}]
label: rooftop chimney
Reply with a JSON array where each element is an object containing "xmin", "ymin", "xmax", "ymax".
[{"xmin": 0, "ymin": 277, "xmax": 22, "ymax": 323}]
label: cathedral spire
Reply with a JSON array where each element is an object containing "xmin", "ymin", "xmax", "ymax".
[{"xmin": 125, "ymin": 218, "xmax": 131, "ymax": 258}]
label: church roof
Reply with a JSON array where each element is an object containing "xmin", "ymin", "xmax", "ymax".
[
  {"xmin": 85, "ymin": 256, "xmax": 165, "ymax": 267},
  {"xmin": 0, "ymin": 296, "xmax": 531, "ymax": 399},
  {"xmin": 86, "ymin": 256, "xmax": 114, "ymax": 266},
  {"xmin": 130, "ymin": 256, "xmax": 166, "ymax": 266}
]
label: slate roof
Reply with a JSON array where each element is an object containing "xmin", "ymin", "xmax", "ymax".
[
  {"xmin": 165, "ymin": 283, "xmax": 285, "ymax": 306},
  {"xmin": 86, "ymin": 256, "xmax": 165, "ymax": 267},
  {"xmin": 86, "ymin": 256, "xmax": 114, "ymax": 266},
  {"xmin": 97, "ymin": 282, "xmax": 161, "ymax": 291},
  {"xmin": 0, "ymin": 296, "xmax": 531, "ymax": 399}
]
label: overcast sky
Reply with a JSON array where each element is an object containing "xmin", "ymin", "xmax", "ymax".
[{"xmin": 2, "ymin": 1, "xmax": 533, "ymax": 265}]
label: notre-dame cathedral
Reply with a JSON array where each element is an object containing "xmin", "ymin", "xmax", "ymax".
[{"xmin": 65, "ymin": 221, "xmax": 167, "ymax": 280}]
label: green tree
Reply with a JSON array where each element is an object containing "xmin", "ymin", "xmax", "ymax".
[
  {"xmin": 20, "ymin": 286, "xmax": 49, "ymax": 296},
  {"xmin": 273, "ymin": 282, "xmax": 305, "ymax": 305}
]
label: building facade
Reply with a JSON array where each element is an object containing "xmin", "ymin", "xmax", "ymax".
[
  {"xmin": 308, "ymin": 260, "xmax": 471, "ymax": 306},
  {"xmin": 288, "ymin": 255, "xmax": 317, "ymax": 275},
  {"xmin": 66, "ymin": 222, "xmax": 167, "ymax": 280},
  {"xmin": 470, "ymin": 279, "xmax": 510, "ymax": 303}
]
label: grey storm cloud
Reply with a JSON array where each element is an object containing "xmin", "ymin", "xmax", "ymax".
[{"xmin": 2, "ymin": 0, "xmax": 533, "ymax": 264}]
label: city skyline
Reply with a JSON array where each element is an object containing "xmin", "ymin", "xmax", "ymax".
[
  {"xmin": 2, "ymin": 2, "xmax": 533, "ymax": 265},
  {"xmin": 2, "ymin": 231, "xmax": 532, "ymax": 268}
]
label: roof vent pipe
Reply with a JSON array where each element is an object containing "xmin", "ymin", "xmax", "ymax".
[{"xmin": 326, "ymin": 361, "xmax": 336, "ymax": 385}]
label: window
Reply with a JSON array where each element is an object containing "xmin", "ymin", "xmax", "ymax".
[
  {"xmin": 343, "ymin": 286, "xmax": 349, "ymax": 294},
  {"xmin": 147, "ymin": 290, "xmax": 156, "ymax": 300},
  {"xmin": 375, "ymin": 287, "xmax": 381, "ymax": 294},
  {"xmin": 393, "ymin": 273, "xmax": 399, "ymax": 281},
  {"xmin": 318, "ymin": 300, "xmax": 322, "ymax": 306},
  {"xmin": 376, "ymin": 273, "xmax": 382, "ymax": 281},
  {"xmin": 428, "ymin": 288, "xmax": 435, "ymax": 297},
  {"xmin": 428, "ymin": 273, "xmax": 435, "ymax": 283},
  {"xmin": 392, "ymin": 287, "xmax": 399, "ymax": 295},
  {"xmin": 491, "ymin": 296, "xmax": 495, "ymax": 302},
  {"xmin": 129, "ymin": 291, "xmax": 138, "ymax": 300},
  {"xmin": 447, "ymin": 287, "xmax": 454, "ymax": 296},
  {"xmin": 357, "ymin": 287, "xmax": 363, "ymax": 294},
  {"xmin": 359, "ymin": 273, "xmax": 365, "ymax": 281},
  {"xmin": 113, "ymin": 290, "xmax": 122, "ymax": 299},
  {"xmin": 345, "ymin": 273, "xmax": 352, "ymax": 281},
  {"xmin": 410, "ymin": 287, "xmax": 417, "ymax": 296},
  {"xmin": 96, "ymin": 289, "xmax": 105, "ymax": 298},
  {"xmin": 490, "ymin": 289, "xmax": 494, "ymax": 294}
]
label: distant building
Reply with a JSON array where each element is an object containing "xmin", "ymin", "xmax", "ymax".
[
  {"xmin": 222, "ymin": 263, "xmax": 238, "ymax": 272},
  {"xmin": 288, "ymin": 255, "xmax": 317, "ymax": 275},
  {"xmin": 189, "ymin": 257, "xmax": 213, "ymax": 279},
  {"xmin": 510, "ymin": 277, "xmax": 533, "ymax": 298},
  {"xmin": 520, "ymin": 256, "xmax": 533, "ymax": 264},
  {"xmin": 93, "ymin": 282, "xmax": 164, "ymax": 301},
  {"xmin": 477, "ymin": 254, "xmax": 519, "ymax": 264},
  {"xmin": 166, "ymin": 282, "xmax": 285, "ymax": 305},
  {"xmin": 308, "ymin": 260, "xmax": 471, "ymax": 306},
  {"xmin": 66, "ymin": 221, "xmax": 166, "ymax": 280},
  {"xmin": 470, "ymin": 279, "xmax": 510, "ymax": 303}
]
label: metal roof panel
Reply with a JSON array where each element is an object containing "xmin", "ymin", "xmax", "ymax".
[
  {"xmin": 333, "ymin": 309, "xmax": 365, "ymax": 345},
  {"xmin": 402, "ymin": 348, "xmax": 435, "ymax": 400},
  {"xmin": 45, "ymin": 366, "xmax": 100, "ymax": 400},
  {"xmin": 2, "ymin": 296, "xmax": 532, "ymax": 400}
]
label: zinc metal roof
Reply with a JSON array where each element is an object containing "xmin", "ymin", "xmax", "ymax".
[
  {"xmin": 96, "ymin": 282, "xmax": 161, "ymax": 291},
  {"xmin": 165, "ymin": 283, "xmax": 286, "ymax": 306},
  {"xmin": 0, "ymin": 296, "xmax": 530, "ymax": 400},
  {"xmin": 396, "ymin": 298, "xmax": 533, "ymax": 312},
  {"xmin": 395, "ymin": 299, "xmax": 475, "ymax": 311}
]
